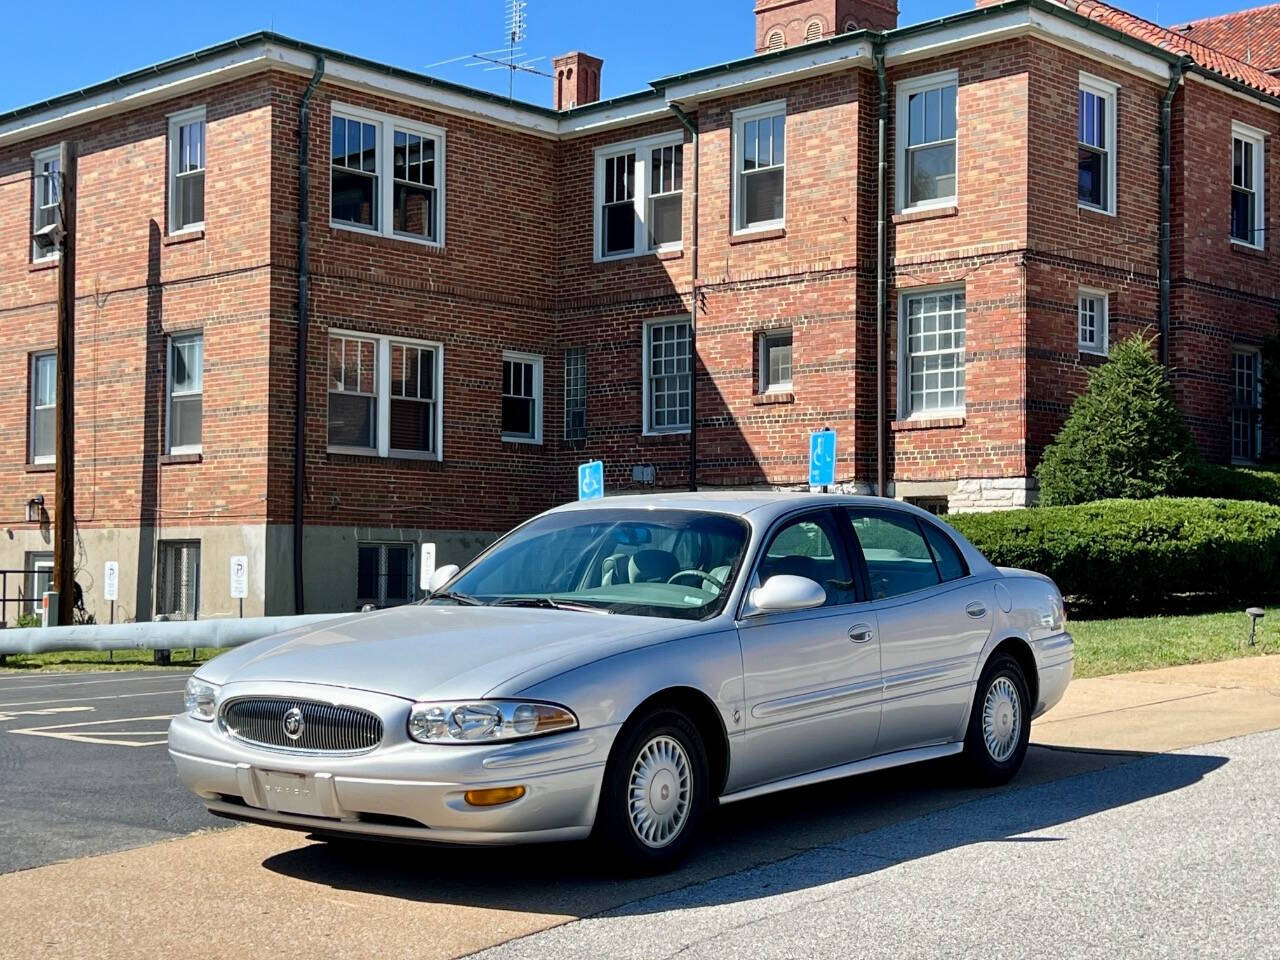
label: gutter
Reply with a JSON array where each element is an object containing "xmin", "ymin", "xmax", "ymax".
[
  {"xmin": 1159, "ymin": 58, "xmax": 1187, "ymax": 370},
  {"xmin": 669, "ymin": 103, "xmax": 700, "ymax": 492},
  {"xmin": 874, "ymin": 37, "xmax": 889, "ymax": 498},
  {"xmin": 294, "ymin": 55, "xmax": 325, "ymax": 615}
]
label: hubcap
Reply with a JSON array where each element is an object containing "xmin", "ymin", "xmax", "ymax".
[
  {"xmin": 627, "ymin": 735, "xmax": 692, "ymax": 848},
  {"xmin": 982, "ymin": 675, "xmax": 1021, "ymax": 763}
]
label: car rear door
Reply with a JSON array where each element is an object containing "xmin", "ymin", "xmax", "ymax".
[
  {"xmin": 731, "ymin": 508, "xmax": 882, "ymax": 791},
  {"xmin": 840, "ymin": 507, "xmax": 993, "ymax": 755}
]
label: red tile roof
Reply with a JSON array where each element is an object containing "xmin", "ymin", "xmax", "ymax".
[
  {"xmin": 1050, "ymin": 0, "xmax": 1280, "ymax": 96},
  {"xmin": 1171, "ymin": 4, "xmax": 1280, "ymax": 74}
]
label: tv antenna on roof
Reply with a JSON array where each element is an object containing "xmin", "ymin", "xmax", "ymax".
[{"xmin": 427, "ymin": 0, "xmax": 551, "ymax": 100}]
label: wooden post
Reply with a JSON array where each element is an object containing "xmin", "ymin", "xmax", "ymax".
[{"xmin": 53, "ymin": 141, "xmax": 76, "ymax": 626}]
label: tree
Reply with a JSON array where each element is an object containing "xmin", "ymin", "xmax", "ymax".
[
  {"xmin": 1261, "ymin": 317, "xmax": 1280, "ymax": 463},
  {"xmin": 1036, "ymin": 333, "xmax": 1201, "ymax": 506}
]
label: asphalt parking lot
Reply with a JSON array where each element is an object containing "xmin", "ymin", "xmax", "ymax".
[{"xmin": 0, "ymin": 669, "xmax": 221, "ymax": 874}]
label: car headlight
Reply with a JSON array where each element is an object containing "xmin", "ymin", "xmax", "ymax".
[
  {"xmin": 407, "ymin": 700, "xmax": 577, "ymax": 745},
  {"xmin": 184, "ymin": 677, "xmax": 220, "ymax": 721}
]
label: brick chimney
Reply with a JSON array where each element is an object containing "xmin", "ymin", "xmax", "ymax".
[
  {"xmin": 754, "ymin": 0, "xmax": 898, "ymax": 53},
  {"xmin": 553, "ymin": 52, "xmax": 604, "ymax": 110}
]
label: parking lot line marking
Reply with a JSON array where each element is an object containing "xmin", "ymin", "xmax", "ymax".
[
  {"xmin": 10, "ymin": 714, "xmax": 175, "ymax": 748},
  {"xmin": 0, "ymin": 706, "xmax": 94, "ymax": 722},
  {"xmin": 0, "ymin": 674, "xmax": 189, "ymax": 691},
  {"xmin": 0, "ymin": 689, "xmax": 186, "ymax": 709}
]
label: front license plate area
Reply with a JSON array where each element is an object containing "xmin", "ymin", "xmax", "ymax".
[{"xmin": 257, "ymin": 769, "xmax": 326, "ymax": 817}]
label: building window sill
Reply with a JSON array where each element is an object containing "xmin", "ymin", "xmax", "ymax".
[
  {"xmin": 164, "ymin": 229, "xmax": 205, "ymax": 246},
  {"xmin": 891, "ymin": 416, "xmax": 965, "ymax": 432},
  {"xmin": 24, "ymin": 461, "xmax": 55, "ymax": 473},
  {"xmin": 28, "ymin": 258, "xmax": 59, "ymax": 273},
  {"xmin": 331, "ymin": 221, "xmax": 446, "ymax": 254},
  {"xmin": 655, "ymin": 248, "xmax": 685, "ymax": 262},
  {"xmin": 729, "ymin": 227, "xmax": 786, "ymax": 246},
  {"xmin": 1077, "ymin": 202, "xmax": 1116, "ymax": 219},
  {"xmin": 641, "ymin": 428, "xmax": 691, "ymax": 440},
  {"xmin": 752, "ymin": 390, "xmax": 795, "ymax": 406},
  {"xmin": 160, "ymin": 452, "xmax": 203, "ymax": 465},
  {"xmin": 1229, "ymin": 240, "xmax": 1268, "ymax": 259},
  {"xmin": 892, "ymin": 205, "xmax": 958, "ymax": 225}
]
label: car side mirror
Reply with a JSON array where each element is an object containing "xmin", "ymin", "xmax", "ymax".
[
  {"xmin": 427, "ymin": 564, "xmax": 460, "ymax": 594},
  {"xmin": 744, "ymin": 575, "xmax": 826, "ymax": 617}
]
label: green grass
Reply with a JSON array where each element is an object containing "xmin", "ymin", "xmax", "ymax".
[
  {"xmin": 0, "ymin": 648, "xmax": 222, "ymax": 672},
  {"xmin": 1070, "ymin": 606, "xmax": 1280, "ymax": 678}
]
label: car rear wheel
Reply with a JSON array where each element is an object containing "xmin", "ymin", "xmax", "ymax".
[
  {"xmin": 593, "ymin": 707, "xmax": 709, "ymax": 874},
  {"xmin": 962, "ymin": 653, "xmax": 1031, "ymax": 785}
]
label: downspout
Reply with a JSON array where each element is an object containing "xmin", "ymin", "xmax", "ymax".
[
  {"xmin": 294, "ymin": 55, "xmax": 325, "ymax": 615},
  {"xmin": 670, "ymin": 102, "xmax": 700, "ymax": 491},
  {"xmin": 874, "ymin": 37, "xmax": 889, "ymax": 497},
  {"xmin": 1158, "ymin": 58, "xmax": 1185, "ymax": 370}
]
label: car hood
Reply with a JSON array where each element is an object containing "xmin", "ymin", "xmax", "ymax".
[{"xmin": 198, "ymin": 604, "xmax": 684, "ymax": 702}]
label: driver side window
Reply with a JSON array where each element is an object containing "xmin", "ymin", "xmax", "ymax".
[{"xmin": 759, "ymin": 512, "xmax": 857, "ymax": 607}]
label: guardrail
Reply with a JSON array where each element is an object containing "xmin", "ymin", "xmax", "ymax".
[{"xmin": 0, "ymin": 614, "xmax": 347, "ymax": 658}]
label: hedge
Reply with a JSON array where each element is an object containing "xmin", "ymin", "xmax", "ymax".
[
  {"xmin": 1192, "ymin": 464, "xmax": 1280, "ymax": 507},
  {"xmin": 945, "ymin": 498, "xmax": 1280, "ymax": 610}
]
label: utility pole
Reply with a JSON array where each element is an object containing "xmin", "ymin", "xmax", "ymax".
[{"xmin": 53, "ymin": 141, "xmax": 76, "ymax": 626}]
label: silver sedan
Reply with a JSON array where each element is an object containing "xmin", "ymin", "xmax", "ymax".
[{"xmin": 170, "ymin": 493, "xmax": 1073, "ymax": 871}]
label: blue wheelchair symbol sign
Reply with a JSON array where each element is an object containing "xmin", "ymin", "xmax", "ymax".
[
  {"xmin": 578, "ymin": 460, "xmax": 604, "ymax": 501},
  {"xmin": 809, "ymin": 430, "xmax": 836, "ymax": 488}
]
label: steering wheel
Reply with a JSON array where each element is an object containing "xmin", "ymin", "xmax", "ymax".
[{"xmin": 667, "ymin": 569, "xmax": 726, "ymax": 591}]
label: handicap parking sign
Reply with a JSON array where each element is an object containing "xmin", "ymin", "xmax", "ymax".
[
  {"xmin": 809, "ymin": 430, "xmax": 836, "ymax": 488},
  {"xmin": 578, "ymin": 460, "xmax": 604, "ymax": 501}
]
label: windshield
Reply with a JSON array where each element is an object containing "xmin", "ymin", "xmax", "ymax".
[{"xmin": 435, "ymin": 509, "xmax": 750, "ymax": 620}]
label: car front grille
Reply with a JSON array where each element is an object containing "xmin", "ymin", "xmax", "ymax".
[{"xmin": 220, "ymin": 698, "xmax": 383, "ymax": 753}]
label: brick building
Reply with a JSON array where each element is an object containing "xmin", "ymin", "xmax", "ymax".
[{"xmin": 1, "ymin": 0, "xmax": 1276, "ymax": 620}]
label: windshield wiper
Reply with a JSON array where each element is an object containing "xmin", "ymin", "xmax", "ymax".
[
  {"xmin": 428, "ymin": 590, "xmax": 484, "ymax": 606},
  {"xmin": 491, "ymin": 597, "xmax": 613, "ymax": 615}
]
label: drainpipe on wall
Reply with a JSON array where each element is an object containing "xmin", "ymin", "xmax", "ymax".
[
  {"xmin": 669, "ymin": 102, "xmax": 700, "ymax": 491},
  {"xmin": 874, "ymin": 37, "xmax": 889, "ymax": 498},
  {"xmin": 294, "ymin": 55, "xmax": 325, "ymax": 615},
  {"xmin": 1159, "ymin": 58, "xmax": 1186, "ymax": 370}
]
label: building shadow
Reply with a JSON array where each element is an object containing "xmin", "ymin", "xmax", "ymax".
[
  {"xmin": 260, "ymin": 743, "xmax": 1225, "ymax": 917},
  {"xmin": 133, "ymin": 221, "xmax": 164, "ymax": 620}
]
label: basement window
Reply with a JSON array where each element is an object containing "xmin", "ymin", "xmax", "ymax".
[
  {"xmin": 594, "ymin": 132, "xmax": 684, "ymax": 260},
  {"xmin": 357, "ymin": 542, "xmax": 415, "ymax": 607},
  {"xmin": 168, "ymin": 106, "xmax": 206, "ymax": 233},
  {"xmin": 1231, "ymin": 122, "xmax": 1266, "ymax": 249},
  {"xmin": 733, "ymin": 101, "xmax": 786, "ymax": 233},
  {"xmin": 1078, "ymin": 73, "xmax": 1117, "ymax": 215}
]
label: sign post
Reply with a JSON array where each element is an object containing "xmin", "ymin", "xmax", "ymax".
[
  {"xmin": 578, "ymin": 460, "xmax": 604, "ymax": 501},
  {"xmin": 229, "ymin": 555, "xmax": 249, "ymax": 618},
  {"xmin": 809, "ymin": 429, "xmax": 837, "ymax": 492}
]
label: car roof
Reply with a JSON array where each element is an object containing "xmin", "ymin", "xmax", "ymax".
[{"xmin": 546, "ymin": 491, "xmax": 933, "ymax": 522}]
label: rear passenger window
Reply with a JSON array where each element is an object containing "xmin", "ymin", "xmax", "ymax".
[
  {"xmin": 760, "ymin": 513, "xmax": 857, "ymax": 607},
  {"xmin": 921, "ymin": 522, "xmax": 967, "ymax": 582},
  {"xmin": 847, "ymin": 511, "xmax": 941, "ymax": 600}
]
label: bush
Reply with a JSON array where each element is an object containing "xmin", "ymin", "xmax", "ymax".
[
  {"xmin": 946, "ymin": 498, "xmax": 1280, "ymax": 610},
  {"xmin": 1192, "ymin": 463, "xmax": 1280, "ymax": 506},
  {"xmin": 1036, "ymin": 334, "xmax": 1202, "ymax": 506}
]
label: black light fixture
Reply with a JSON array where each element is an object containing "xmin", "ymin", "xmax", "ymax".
[
  {"xmin": 25, "ymin": 495, "xmax": 45, "ymax": 524},
  {"xmin": 1246, "ymin": 607, "xmax": 1265, "ymax": 647}
]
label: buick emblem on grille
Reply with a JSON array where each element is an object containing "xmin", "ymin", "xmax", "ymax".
[{"xmin": 282, "ymin": 707, "xmax": 305, "ymax": 741}]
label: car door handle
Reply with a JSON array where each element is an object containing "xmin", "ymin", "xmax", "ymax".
[
  {"xmin": 966, "ymin": 601, "xmax": 988, "ymax": 619},
  {"xmin": 848, "ymin": 624, "xmax": 875, "ymax": 644}
]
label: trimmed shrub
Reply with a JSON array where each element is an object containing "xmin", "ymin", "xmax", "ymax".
[
  {"xmin": 1192, "ymin": 464, "xmax": 1280, "ymax": 506},
  {"xmin": 946, "ymin": 498, "xmax": 1280, "ymax": 610},
  {"xmin": 1036, "ymin": 334, "xmax": 1201, "ymax": 506}
]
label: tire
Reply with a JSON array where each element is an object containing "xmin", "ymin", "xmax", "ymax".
[
  {"xmin": 962, "ymin": 653, "xmax": 1031, "ymax": 785},
  {"xmin": 593, "ymin": 707, "xmax": 710, "ymax": 874}
]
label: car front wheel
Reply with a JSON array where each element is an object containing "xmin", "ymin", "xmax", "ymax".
[{"xmin": 962, "ymin": 653, "xmax": 1031, "ymax": 785}]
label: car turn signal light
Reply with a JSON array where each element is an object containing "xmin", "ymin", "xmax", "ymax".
[{"xmin": 464, "ymin": 785, "xmax": 526, "ymax": 807}]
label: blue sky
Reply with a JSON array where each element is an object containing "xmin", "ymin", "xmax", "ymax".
[{"xmin": 0, "ymin": 0, "xmax": 1257, "ymax": 115}]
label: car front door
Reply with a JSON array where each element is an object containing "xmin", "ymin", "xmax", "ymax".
[
  {"xmin": 732, "ymin": 509, "xmax": 882, "ymax": 791},
  {"xmin": 842, "ymin": 507, "xmax": 993, "ymax": 755}
]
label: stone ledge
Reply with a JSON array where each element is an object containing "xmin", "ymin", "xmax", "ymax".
[
  {"xmin": 891, "ymin": 416, "xmax": 965, "ymax": 432},
  {"xmin": 751, "ymin": 391, "xmax": 795, "ymax": 406}
]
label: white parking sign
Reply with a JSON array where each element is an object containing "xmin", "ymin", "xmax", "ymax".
[
  {"xmin": 103, "ymin": 561, "xmax": 119, "ymax": 602},
  {"xmin": 229, "ymin": 556, "xmax": 249, "ymax": 600}
]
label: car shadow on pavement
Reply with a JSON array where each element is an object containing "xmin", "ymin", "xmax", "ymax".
[{"xmin": 260, "ymin": 744, "xmax": 1226, "ymax": 919}]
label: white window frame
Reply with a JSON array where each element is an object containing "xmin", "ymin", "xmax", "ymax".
[
  {"xmin": 732, "ymin": 99, "xmax": 787, "ymax": 235},
  {"xmin": 501, "ymin": 350, "xmax": 544, "ymax": 445},
  {"xmin": 31, "ymin": 145, "xmax": 61, "ymax": 263},
  {"xmin": 1077, "ymin": 289, "xmax": 1109, "ymax": 356},
  {"xmin": 29, "ymin": 350, "xmax": 56, "ymax": 465},
  {"xmin": 25, "ymin": 552, "xmax": 53, "ymax": 616},
  {"xmin": 329, "ymin": 102, "xmax": 446, "ymax": 249},
  {"xmin": 166, "ymin": 331, "xmax": 203, "ymax": 455},
  {"xmin": 1231, "ymin": 347, "xmax": 1263, "ymax": 463},
  {"xmin": 167, "ymin": 105, "xmax": 206, "ymax": 235},
  {"xmin": 592, "ymin": 131, "xmax": 684, "ymax": 262},
  {"xmin": 758, "ymin": 329, "xmax": 793, "ymax": 393},
  {"xmin": 642, "ymin": 317, "xmax": 693, "ymax": 436},
  {"xmin": 1231, "ymin": 120, "xmax": 1267, "ymax": 250},
  {"xmin": 897, "ymin": 285, "xmax": 967, "ymax": 420},
  {"xmin": 1078, "ymin": 73, "xmax": 1118, "ymax": 217},
  {"xmin": 895, "ymin": 70, "xmax": 958, "ymax": 214},
  {"xmin": 327, "ymin": 328, "xmax": 445, "ymax": 461}
]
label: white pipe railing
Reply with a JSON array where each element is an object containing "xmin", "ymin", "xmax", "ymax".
[{"xmin": 0, "ymin": 614, "xmax": 347, "ymax": 657}]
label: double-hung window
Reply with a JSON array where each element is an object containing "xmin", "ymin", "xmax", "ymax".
[
  {"xmin": 899, "ymin": 288, "xmax": 966, "ymax": 418},
  {"xmin": 328, "ymin": 330, "xmax": 444, "ymax": 459},
  {"xmin": 564, "ymin": 347, "xmax": 587, "ymax": 440},
  {"xmin": 759, "ymin": 330, "xmax": 793, "ymax": 393},
  {"xmin": 1078, "ymin": 74, "xmax": 1117, "ymax": 214},
  {"xmin": 643, "ymin": 319, "xmax": 692, "ymax": 434},
  {"xmin": 594, "ymin": 133, "xmax": 684, "ymax": 260},
  {"xmin": 168, "ymin": 106, "xmax": 206, "ymax": 233},
  {"xmin": 31, "ymin": 146, "xmax": 60, "ymax": 262},
  {"xmin": 897, "ymin": 72, "xmax": 957, "ymax": 211},
  {"xmin": 167, "ymin": 332, "xmax": 203, "ymax": 454},
  {"xmin": 1077, "ymin": 290, "xmax": 1109, "ymax": 355},
  {"xmin": 733, "ymin": 101, "xmax": 786, "ymax": 233},
  {"xmin": 501, "ymin": 351, "xmax": 543, "ymax": 444},
  {"xmin": 29, "ymin": 351, "xmax": 56, "ymax": 464},
  {"xmin": 1231, "ymin": 122, "xmax": 1266, "ymax": 248},
  {"xmin": 331, "ymin": 104, "xmax": 445, "ymax": 245},
  {"xmin": 1231, "ymin": 348, "xmax": 1262, "ymax": 462}
]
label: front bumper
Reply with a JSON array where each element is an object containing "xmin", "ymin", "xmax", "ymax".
[{"xmin": 168, "ymin": 683, "xmax": 616, "ymax": 845}]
